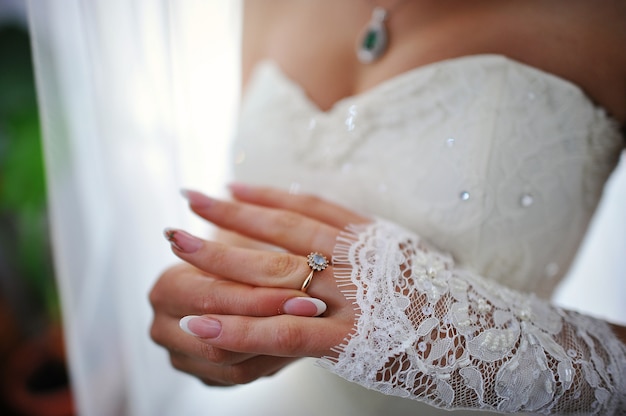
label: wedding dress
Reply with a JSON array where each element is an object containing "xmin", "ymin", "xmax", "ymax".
[
  {"xmin": 230, "ymin": 55, "xmax": 626, "ymax": 414},
  {"xmin": 28, "ymin": 0, "xmax": 626, "ymax": 412}
]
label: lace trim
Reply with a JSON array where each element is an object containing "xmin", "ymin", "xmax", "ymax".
[{"xmin": 319, "ymin": 220, "xmax": 626, "ymax": 414}]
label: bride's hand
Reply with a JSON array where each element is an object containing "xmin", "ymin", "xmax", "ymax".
[
  {"xmin": 150, "ymin": 184, "xmax": 369, "ymax": 385},
  {"xmin": 150, "ymin": 261, "xmax": 315, "ymax": 385}
]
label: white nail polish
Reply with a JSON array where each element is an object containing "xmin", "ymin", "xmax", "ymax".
[
  {"xmin": 307, "ymin": 298, "xmax": 327, "ymax": 316},
  {"xmin": 283, "ymin": 297, "xmax": 327, "ymax": 317},
  {"xmin": 179, "ymin": 315, "xmax": 200, "ymax": 336}
]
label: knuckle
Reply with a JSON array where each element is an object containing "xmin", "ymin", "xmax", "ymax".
[
  {"xmin": 227, "ymin": 365, "xmax": 259, "ymax": 385},
  {"xmin": 263, "ymin": 253, "xmax": 301, "ymax": 278},
  {"xmin": 198, "ymin": 280, "xmax": 237, "ymax": 314},
  {"xmin": 149, "ymin": 263, "xmax": 192, "ymax": 308},
  {"xmin": 192, "ymin": 290, "xmax": 216, "ymax": 315},
  {"xmin": 149, "ymin": 320, "xmax": 166, "ymax": 346},
  {"xmin": 274, "ymin": 211, "xmax": 303, "ymax": 231},
  {"xmin": 306, "ymin": 222, "xmax": 326, "ymax": 249},
  {"xmin": 187, "ymin": 277, "xmax": 221, "ymax": 314},
  {"xmin": 148, "ymin": 279, "xmax": 167, "ymax": 308},
  {"xmin": 274, "ymin": 321, "xmax": 305, "ymax": 355},
  {"xmin": 169, "ymin": 354, "xmax": 186, "ymax": 372},
  {"xmin": 148, "ymin": 287, "xmax": 160, "ymax": 309},
  {"xmin": 197, "ymin": 343, "xmax": 231, "ymax": 364},
  {"xmin": 298, "ymin": 193, "xmax": 322, "ymax": 209}
]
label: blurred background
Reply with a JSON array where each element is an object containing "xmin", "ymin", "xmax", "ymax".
[{"xmin": 0, "ymin": 0, "xmax": 74, "ymax": 415}]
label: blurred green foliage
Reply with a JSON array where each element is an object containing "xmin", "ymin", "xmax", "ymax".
[{"xmin": 0, "ymin": 24, "xmax": 57, "ymax": 321}]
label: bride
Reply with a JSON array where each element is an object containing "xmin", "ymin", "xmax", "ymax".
[
  {"xmin": 30, "ymin": 0, "xmax": 625, "ymax": 414},
  {"xmin": 150, "ymin": 1, "xmax": 626, "ymax": 414}
]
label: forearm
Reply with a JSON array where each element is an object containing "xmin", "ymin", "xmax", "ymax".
[{"xmin": 320, "ymin": 220, "xmax": 626, "ymax": 414}]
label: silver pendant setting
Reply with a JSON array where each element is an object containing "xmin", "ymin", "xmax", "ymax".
[{"xmin": 357, "ymin": 7, "xmax": 389, "ymax": 64}]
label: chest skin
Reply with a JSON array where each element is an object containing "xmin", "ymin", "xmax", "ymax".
[{"xmin": 242, "ymin": 0, "xmax": 626, "ymax": 125}]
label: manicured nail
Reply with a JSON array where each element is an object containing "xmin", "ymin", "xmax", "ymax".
[
  {"xmin": 227, "ymin": 182, "xmax": 251, "ymax": 195},
  {"xmin": 179, "ymin": 315, "xmax": 222, "ymax": 339},
  {"xmin": 180, "ymin": 189, "xmax": 215, "ymax": 208},
  {"xmin": 163, "ymin": 228, "xmax": 203, "ymax": 253},
  {"xmin": 282, "ymin": 297, "xmax": 327, "ymax": 317}
]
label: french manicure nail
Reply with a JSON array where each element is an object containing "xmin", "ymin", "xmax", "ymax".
[
  {"xmin": 282, "ymin": 297, "xmax": 327, "ymax": 317},
  {"xmin": 179, "ymin": 315, "xmax": 222, "ymax": 339},
  {"xmin": 163, "ymin": 228, "xmax": 203, "ymax": 253},
  {"xmin": 180, "ymin": 189, "xmax": 215, "ymax": 208}
]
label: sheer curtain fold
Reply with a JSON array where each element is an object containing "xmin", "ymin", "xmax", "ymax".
[{"xmin": 26, "ymin": 1, "xmax": 241, "ymax": 415}]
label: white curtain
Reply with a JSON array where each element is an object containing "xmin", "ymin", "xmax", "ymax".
[{"xmin": 27, "ymin": 1, "xmax": 241, "ymax": 414}]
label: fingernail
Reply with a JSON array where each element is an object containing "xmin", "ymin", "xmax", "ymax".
[
  {"xmin": 179, "ymin": 315, "xmax": 222, "ymax": 339},
  {"xmin": 227, "ymin": 182, "xmax": 251, "ymax": 195},
  {"xmin": 282, "ymin": 297, "xmax": 327, "ymax": 317},
  {"xmin": 180, "ymin": 189, "xmax": 215, "ymax": 208},
  {"xmin": 163, "ymin": 228, "xmax": 203, "ymax": 253}
]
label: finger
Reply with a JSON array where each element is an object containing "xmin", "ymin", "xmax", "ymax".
[
  {"xmin": 151, "ymin": 315, "xmax": 256, "ymax": 366},
  {"xmin": 179, "ymin": 313, "xmax": 350, "ymax": 358},
  {"xmin": 170, "ymin": 351, "xmax": 298, "ymax": 386},
  {"xmin": 228, "ymin": 183, "xmax": 370, "ymax": 228},
  {"xmin": 163, "ymin": 229, "xmax": 343, "ymax": 304},
  {"xmin": 181, "ymin": 190, "xmax": 339, "ymax": 256},
  {"xmin": 151, "ymin": 311, "xmax": 308, "ymax": 380},
  {"xmin": 150, "ymin": 260, "xmax": 327, "ymax": 316}
]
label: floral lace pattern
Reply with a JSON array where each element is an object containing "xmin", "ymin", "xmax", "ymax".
[{"xmin": 320, "ymin": 220, "xmax": 626, "ymax": 414}]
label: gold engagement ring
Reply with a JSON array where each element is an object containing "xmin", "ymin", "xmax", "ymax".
[{"xmin": 300, "ymin": 252, "xmax": 329, "ymax": 292}]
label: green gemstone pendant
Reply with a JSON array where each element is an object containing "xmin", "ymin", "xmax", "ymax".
[{"xmin": 357, "ymin": 7, "xmax": 388, "ymax": 64}]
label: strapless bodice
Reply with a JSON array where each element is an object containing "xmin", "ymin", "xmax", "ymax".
[{"xmin": 232, "ymin": 54, "xmax": 623, "ymax": 297}]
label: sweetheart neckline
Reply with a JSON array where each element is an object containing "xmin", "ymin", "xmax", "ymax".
[{"xmin": 246, "ymin": 54, "xmax": 614, "ymax": 122}]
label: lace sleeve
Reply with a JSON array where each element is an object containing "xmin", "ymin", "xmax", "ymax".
[{"xmin": 318, "ymin": 220, "xmax": 626, "ymax": 414}]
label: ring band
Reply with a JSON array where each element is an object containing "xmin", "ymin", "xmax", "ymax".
[{"xmin": 301, "ymin": 252, "xmax": 329, "ymax": 292}]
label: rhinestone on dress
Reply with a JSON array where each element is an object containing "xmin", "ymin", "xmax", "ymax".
[
  {"xmin": 460, "ymin": 191, "xmax": 470, "ymax": 201},
  {"xmin": 520, "ymin": 193, "xmax": 534, "ymax": 207},
  {"xmin": 446, "ymin": 137, "xmax": 456, "ymax": 147},
  {"xmin": 345, "ymin": 105, "xmax": 357, "ymax": 132}
]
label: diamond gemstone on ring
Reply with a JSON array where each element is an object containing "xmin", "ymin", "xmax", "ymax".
[{"xmin": 307, "ymin": 252, "xmax": 329, "ymax": 271}]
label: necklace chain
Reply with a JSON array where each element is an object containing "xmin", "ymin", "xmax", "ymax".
[{"xmin": 366, "ymin": 0, "xmax": 409, "ymax": 17}]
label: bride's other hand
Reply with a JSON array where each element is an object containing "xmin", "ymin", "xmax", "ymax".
[
  {"xmin": 150, "ymin": 261, "xmax": 322, "ymax": 385},
  {"xmin": 150, "ymin": 184, "xmax": 368, "ymax": 384},
  {"xmin": 151, "ymin": 185, "xmax": 369, "ymax": 378}
]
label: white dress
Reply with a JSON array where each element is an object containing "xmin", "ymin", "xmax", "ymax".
[
  {"xmin": 28, "ymin": 0, "xmax": 626, "ymax": 411},
  {"xmin": 227, "ymin": 55, "xmax": 625, "ymax": 414}
]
